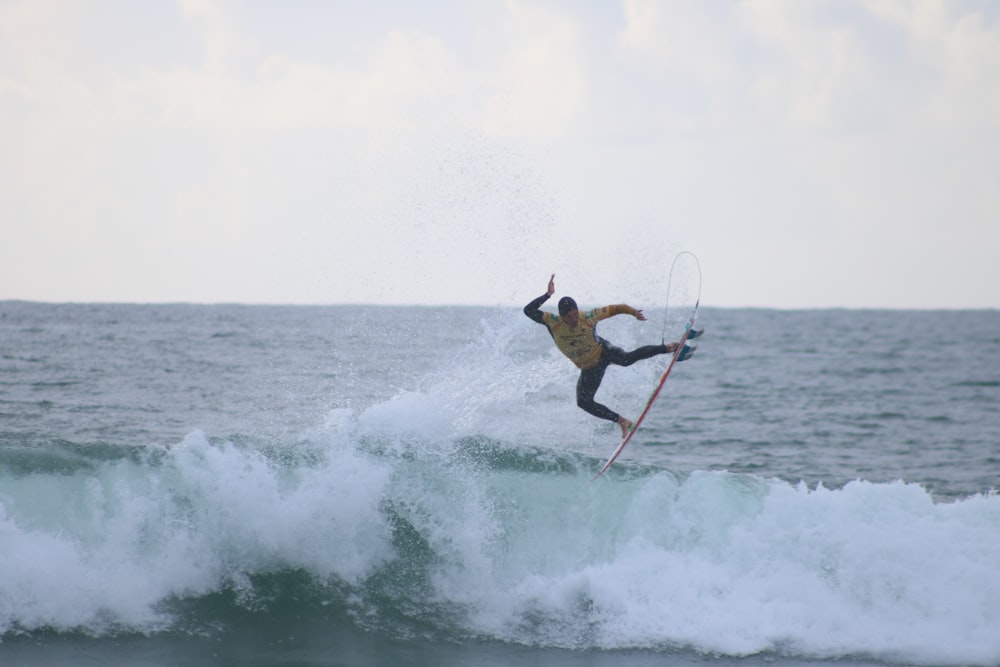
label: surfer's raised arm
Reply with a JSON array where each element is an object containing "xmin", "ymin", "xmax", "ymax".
[{"xmin": 523, "ymin": 275, "xmax": 555, "ymax": 324}]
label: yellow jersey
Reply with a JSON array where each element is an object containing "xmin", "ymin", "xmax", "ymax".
[{"xmin": 539, "ymin": 305, "xmax": 638, "ymax": 369}]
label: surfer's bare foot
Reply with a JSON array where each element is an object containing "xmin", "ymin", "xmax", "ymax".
[{"xmin": 617, "ymin": 417, "xmax": 634, "ymax": 438}]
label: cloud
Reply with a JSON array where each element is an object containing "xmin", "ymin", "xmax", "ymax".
[
  {"xmin": 616, "ymin": 0, "xmax": 1000, "ymax": 135},
  {"xmin": 1, "ymin": 0, "xmax": 998, "ymax": 306},
  {"xmin": 604, "ymin": 0, "xmax": 1000, "ymax": 307},
  {"xmin": 484, "ymin": 1, "xmax": 587, "ymax": 138}
]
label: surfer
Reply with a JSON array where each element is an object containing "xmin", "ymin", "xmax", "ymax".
[{"xmin": 524, "ymin": 274, "xmax": 695, "ymax": 438}]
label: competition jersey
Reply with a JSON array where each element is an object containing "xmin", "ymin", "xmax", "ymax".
[{"xmin": 524, "ymin": 294, "xmax": 637, "ymax": 369}]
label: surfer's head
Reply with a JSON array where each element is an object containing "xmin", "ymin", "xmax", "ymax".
[
  {"xmin": 557, "ymin": 296, "xmax": 577, "ymax": 315},
  {"xmin": 558, "ymin": 296, "xmax": 579, "ymax": 325}
]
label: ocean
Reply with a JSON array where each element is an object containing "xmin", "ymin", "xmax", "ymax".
[{"xmin": 1, "ymin": 301, "xmax": 998, "ymax": 667}]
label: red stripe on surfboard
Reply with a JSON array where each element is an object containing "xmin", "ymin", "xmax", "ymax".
[{"xmin": 592, "ymin": 309, "xmax": 697, "ymax": 480}]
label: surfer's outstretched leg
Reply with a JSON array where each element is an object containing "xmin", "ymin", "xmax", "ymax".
[
  {"xmin": 576, "ymin": 364, "xmax": 634, "ymax": 437},
  {"xmin": 576, "ymin": 363, "xmax": 621, "ymax": 423},
  {"xmin": 603, "ymin": 343, "xmax": 670, "ymax": 367}
]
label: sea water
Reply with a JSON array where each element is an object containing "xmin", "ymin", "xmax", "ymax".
[{"xmin": 1, "ymin": 302, "xmax": 998, "ymax": 667}]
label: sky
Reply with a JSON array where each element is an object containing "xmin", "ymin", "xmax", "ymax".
[{"xmin": 2, "ymin": 0, "xmax": 998, "ymax": 309}]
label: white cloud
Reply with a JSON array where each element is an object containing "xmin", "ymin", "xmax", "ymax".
[
  {"xmin": 483, "ymin": 1, "xmax": 587, "ymax": 138},
  {"xmin": 604, "ymin": 0, "xmax": 1000, "ymax": 308},
  {"xmin": 1, "ymin": 0, "xmax": 998, "ymax": 307}
]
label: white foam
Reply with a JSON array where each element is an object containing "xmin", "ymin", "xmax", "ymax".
[
  {"xmin": 0, "ymin": 429, "xmax": 396, "ymax": 635},
  {"xmin": 2, "ymin": 400, "xmax": 998, "ymax": 665},
  {"xmin": 448, "ymin": 471, "xmax": 1000, "ymax": 664}
]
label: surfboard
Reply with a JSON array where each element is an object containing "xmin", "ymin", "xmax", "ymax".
[{"xmin": 592, "ymin": 252, "xmax": 702, "ymax": 480}]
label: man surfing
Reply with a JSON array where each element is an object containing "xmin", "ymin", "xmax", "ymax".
[{"xmin": 523, "ymin": 274, "xmax": 698, "ymax": 438}]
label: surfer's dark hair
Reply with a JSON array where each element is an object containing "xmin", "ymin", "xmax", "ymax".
[{"xmin": 558, "ymin": 296, "xmax": 577, "ymax": 315}]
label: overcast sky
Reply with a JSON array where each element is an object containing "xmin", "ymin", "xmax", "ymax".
[{"xmin": 2, "ymin": 0, "xmax": 998, "ymax": 308}]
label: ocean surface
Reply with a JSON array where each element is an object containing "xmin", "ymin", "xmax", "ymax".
[{"xmin": 1, "ymin": 301, "xmax": 998, "ymax": 667}]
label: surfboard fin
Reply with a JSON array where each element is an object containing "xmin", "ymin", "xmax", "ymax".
[
  {"xmin": 686, "ymin": 327, "xmax": 704, "ymax": 340},
  {"xmin": 678, "ymin": 344, "xmax": 696, "ymax": 362}
]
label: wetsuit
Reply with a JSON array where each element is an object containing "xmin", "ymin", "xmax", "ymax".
[{"xmin": 523, "ymin": 293, "xmax": 667, "ymax": 423}]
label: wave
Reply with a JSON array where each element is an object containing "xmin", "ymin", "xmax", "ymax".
[{"xmin": 2, "ymin": 404, "xmax": 999, "ymax": 667}]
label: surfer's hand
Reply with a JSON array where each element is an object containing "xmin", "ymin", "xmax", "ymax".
[
  {"xmin": 547, "ymin": 274, "xmax": 555, "ymax": 296},
  {"xmin": 634, "ymin": 309, "xmax": 647, "ymax": 321}
]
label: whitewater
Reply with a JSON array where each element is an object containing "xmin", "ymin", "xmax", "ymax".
[{"xmin": 1, "ymin": 302, "xmax": 998, "ymax": 667}]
